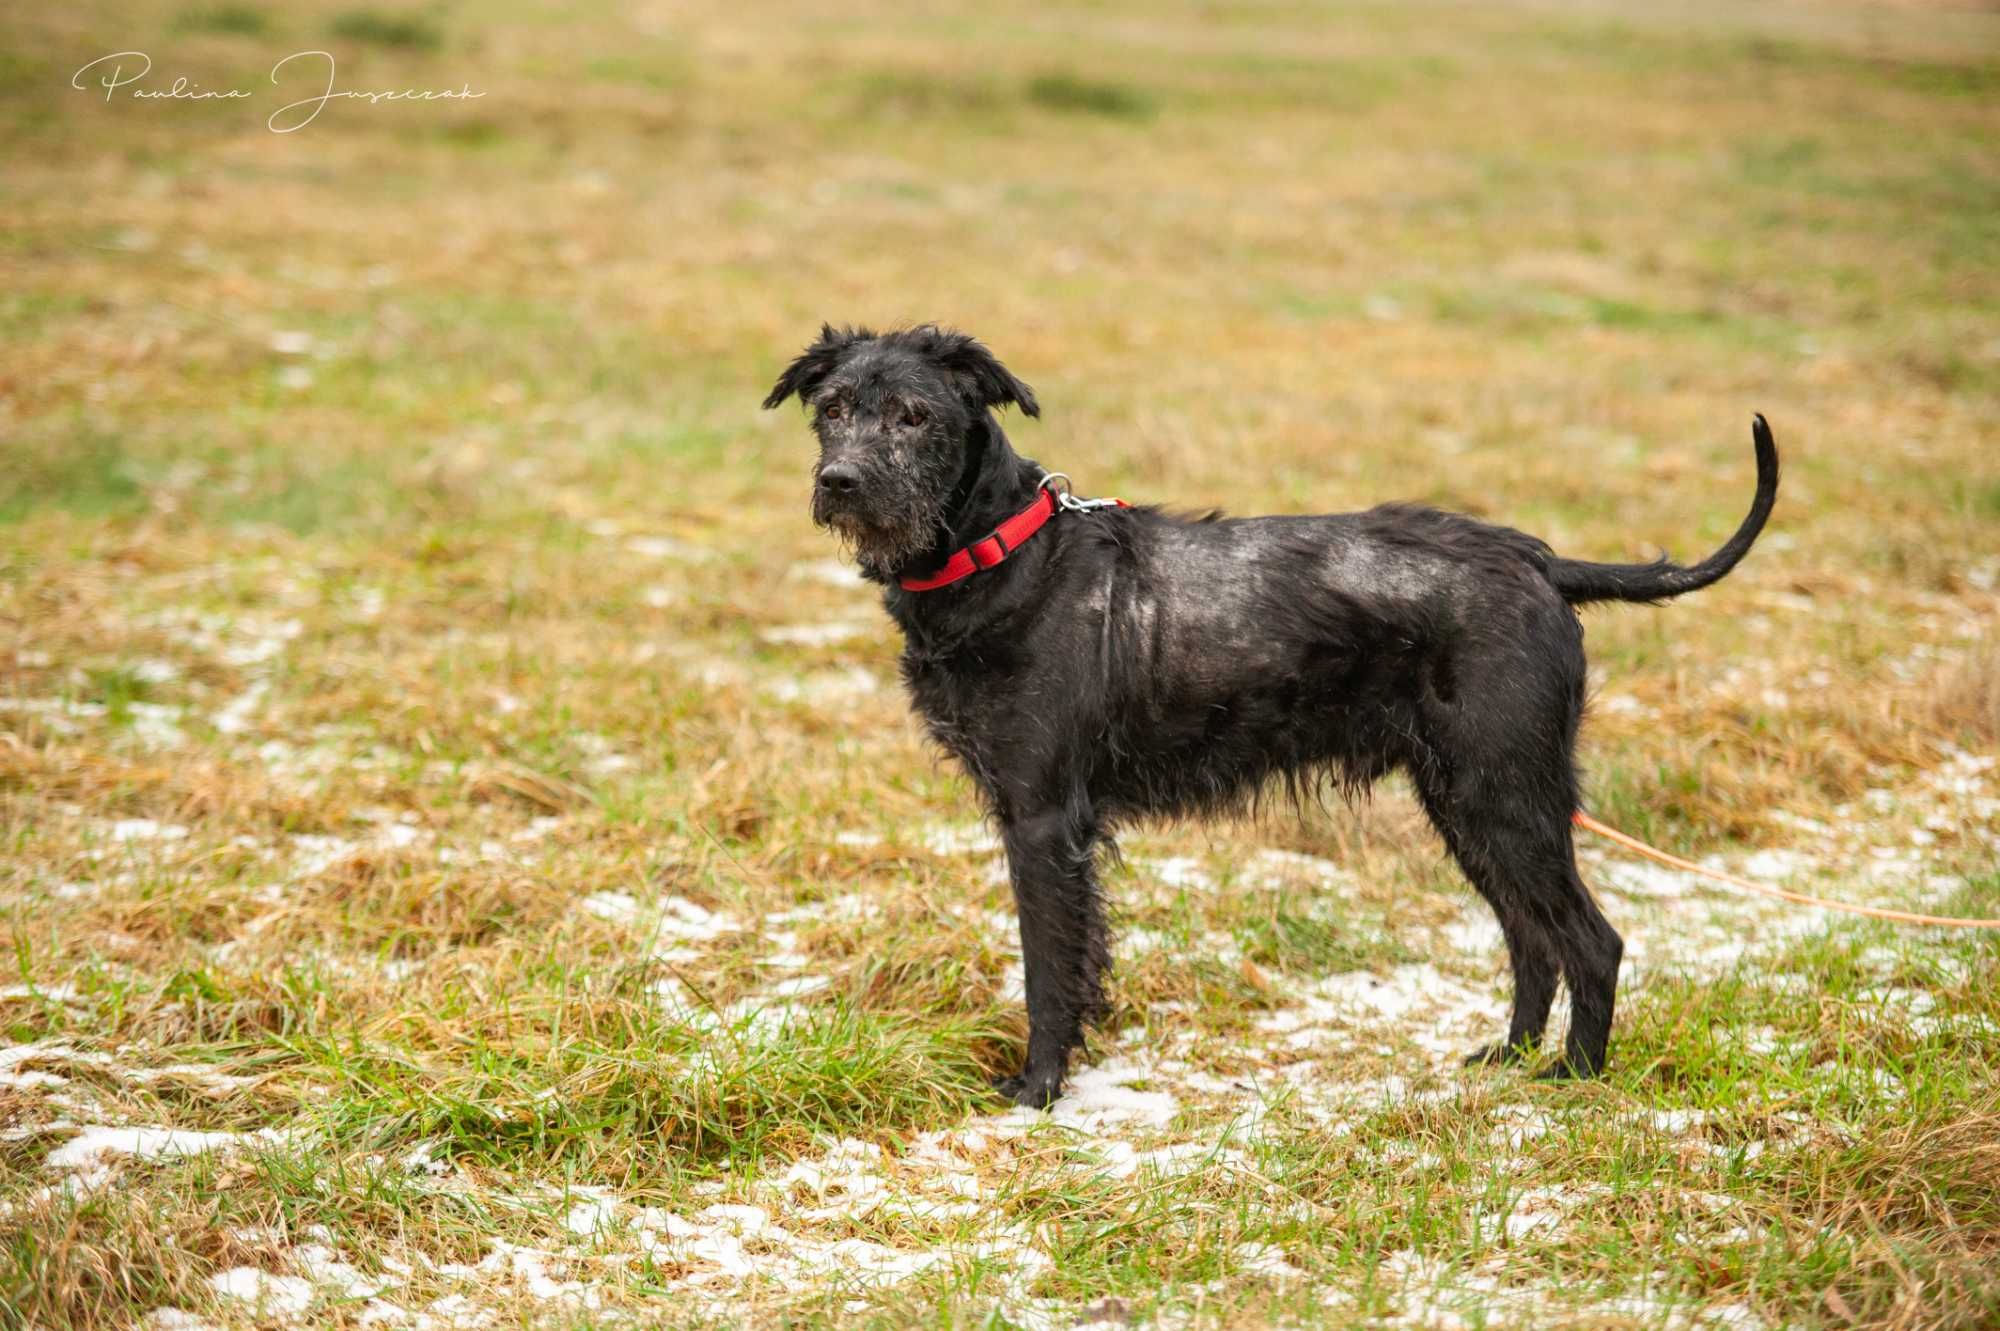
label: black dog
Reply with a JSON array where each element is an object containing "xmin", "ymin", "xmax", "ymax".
[{"xmin": 765, "ymin": 323, "xmax": 1779, "ymax": 1107}]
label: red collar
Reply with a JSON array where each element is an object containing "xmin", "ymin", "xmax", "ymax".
[{"xmin": 899, "ymin": 484, "xmax": 1127, "ymax": 592}]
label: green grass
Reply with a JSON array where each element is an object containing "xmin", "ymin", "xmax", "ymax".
[
  {"xmin": 0, "ymin": 433, "xmax": 146, "ymax": 525},
  {"xmin": 1024, "ymin": 73, "xmax": 1158, "ymax": 120},
  {"xmin": 327, "ymin": 8, "xmax": 443, "ymax": 50},
  {"xmin": 173, "ymin": 5, "xmax": 272, "ymax": 37}
]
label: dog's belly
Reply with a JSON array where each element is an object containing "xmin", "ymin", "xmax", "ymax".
[{"xmin": 1095, "ymin": 652, "xmax": 1419, "ymax": 817}]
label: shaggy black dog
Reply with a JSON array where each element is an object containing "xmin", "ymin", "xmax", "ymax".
[{"xmin": 765, "ymin": 323, "xmax": 1780, "ymax": 1107}]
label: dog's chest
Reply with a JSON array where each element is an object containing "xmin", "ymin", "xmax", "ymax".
[{"xmin": 900, "ymin": 643, "xmax": 1018, "ymax": 741}]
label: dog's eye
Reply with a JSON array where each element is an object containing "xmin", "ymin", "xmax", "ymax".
[
  {"xmin": 821, "ymin": 401, "xmax": 844, "ymax": 421},
  {"xmin": 902, "ymin": 407, "xmax": 927, "ymax": 429}
]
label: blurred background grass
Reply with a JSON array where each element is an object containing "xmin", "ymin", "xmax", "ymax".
[{"xmin": 1, "ymin": 0, "xmax": 1996, "ymax": 831}]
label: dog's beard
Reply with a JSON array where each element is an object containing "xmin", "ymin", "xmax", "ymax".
[{"xmin": 812, "ymin": 484, "xmax": 946, "ymax": 577}]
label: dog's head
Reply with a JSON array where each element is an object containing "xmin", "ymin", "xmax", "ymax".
[{"xmin": 763, "ymin": 324, "xmax": 1038, "ymax": 572}]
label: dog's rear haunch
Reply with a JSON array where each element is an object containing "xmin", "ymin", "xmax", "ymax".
[{"xmin": 766, "ymin": 323, "xmax": 1780, "ymax": 1107}]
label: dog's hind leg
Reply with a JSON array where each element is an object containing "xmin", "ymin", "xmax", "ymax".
[
  {"xmin": 1466, "ymin": 915, "xmax": 1561, "ymax": 1067},
  {"xmin": 1540, "ymin": 855, "xmax": 1623, "ymax": 1079},
  {"xmin": 1470, "ymin": 815, "xmax": 1620, "ymax": 1078},
  {"xmin": 1414, "ymin": 768, "xmax": 1563, "ymax": 1066},
  {"xmin": 1414, "ymin": 722, "xmax": 1623, "ymax": 1076},
  {"xmin": 995, "ymin": 806, "xmax": 1112, "ymax": 1108},
  {"xmin": 1410, "ymin": 605, "xmax": 1624, "ymax": 1077}
]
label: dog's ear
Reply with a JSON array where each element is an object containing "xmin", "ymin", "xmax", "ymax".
[
  {"xmin": 921, "ymin": 327, "xmax": 1040, "ymax": 419},
  {"xmin": 762, "ymin": 324, "xmax": 873, "ymax": 410}
]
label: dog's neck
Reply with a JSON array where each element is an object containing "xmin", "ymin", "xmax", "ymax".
[
  {"xmin": 871, "ymin": 414, "xmax": 1040, "ymax": 578},
  {"xmin": 941, "ymin": 413, "xmax": 1043, "ymax": 550},
  {"xmin": 880, "ymin": 414, "xmax": 1050, "ymax": 627}
]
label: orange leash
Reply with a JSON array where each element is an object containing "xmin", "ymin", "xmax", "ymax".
[{"xmin": 1571, "ymin": 809, "xmax": 2000, "ymax": 930}]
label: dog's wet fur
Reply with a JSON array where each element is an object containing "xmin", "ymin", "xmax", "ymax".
[{"xmin": 765, "ymin": 323, "xmax": 1780, "ymax": 1107}]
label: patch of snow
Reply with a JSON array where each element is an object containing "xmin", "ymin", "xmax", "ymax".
[
  {"xmin": 1728, "ymin": 848, "xmax": 1812, "ymax": 882},
  {"xmin": 575, "ymin": 733, "xmax": 636, "ymax": 777},
  {"xmin": 123, "ymin": 1063, "xmax": 260, "ymax": 1093},
  {"xmin": 766, "ymin": 893, "xmax": 877, "ymax": 925},
  {"xmin": 1041, "ymin": 1058, "xmax": 1178, "ymax": 1131},
  {"xmin": 1487, "ymin": 1103, "xmax": 1559, "ymax": 1151},
  {"xmin": 1, "ymin": 1041, "xmax": 114, "ymax": 1083},
  {"xmin": 1442, "ymin": 909, "xmax": 1504, "ymax": 956},
  {"xmin": 401, "ymin": 1140, "xmax": 452, "ymax": 1176},
  {"xmin": 106, "ymin": 818, "xmax": 189, "ymax": 843},
  {"xmin": 1234, "ymin": 1241, "xmax": 1305, "ymax": 1279},
  {"xmin": 0, "ymin": 983, "xmax": 86, "ymax": 1004},
  {"xmin": 579, "ymin": 890, "xmax": 642, "ymax": 923},
  {"xmin": 626, "ymin": 535, "xmax": 715, "ymax": 562},
  {"xmin": 211, "ymin": 1268, "xmax": 317, "ymax": 1316},
  {"xmin": 579, "ymin": 893, "xmax": 738, "ymax": 942},
  {"xmin": 220, "ymin": 618, "xmax": 303, "ymax": 668},
  {"xmin": 761, "ymin": 928, "xmax": 811, "ymax": 968},
  {"xmin": 212, "ymin": 681, "xmax": 268, "ymax": 735},
  {"xmin": 1088, "ymin": 1138, "xmax": 1247, "ymax": 1182},
  {"xmin": 764, "ymin": 666, "xmax": 880, "ymax": 704},
  {"xmin": 1243, "ymin": 848, "xmax": 1352, "ymax": 889},
  {"xmin": 1145, "ymin": 855, "xmax": 1216, "ymax": 892},
  {"xmin": 921, "ymin": 823, "xmax": 1003, "ymax": 857},
  {"xmin": 786, "ymin": 558, "xmax": 867, "ymax": 588},
  {"xmin": 1596, "ymin": 858, "xmax": 1697, "ymax": 899},
  {"xmin": 290, "ymin": 833, "xmax": 361, "ymax": 876},
  {"xmin": 512, "ymin": 816, "xmax": 564, "ymax": 843},
  {"xmin": 1641, "ymin": 1107, "xmax": 1711, "ymax": 1136},
  {"xmin": 759, "ymin": 621, "xmax": 871, "ymax": 647},
  {"xmin": 123, "ymin": 701, "xmax": 187, "ymax": 748},
  {"xmin": 48, "ymin": 1125, "xmax": 287, "ymax": 1191},
  {"xmin": 563, "ymin": 1191, "xmax": 619, "ymax": 1237},
  {"xmin": 144, "ymin": 1311, "xmax": 224, "ymax": 1331},
  {"xmin": 1257, "ymin": 966, "xmax": 1504, "ymax": 1059}
]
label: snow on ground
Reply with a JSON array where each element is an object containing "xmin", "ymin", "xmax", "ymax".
[
  {"xmin": 623, "ymin": 534, "xmax": 715, "ymax": 562},
  {"xmin": 106, "ymin": 1026, "xmax": 1799, "ymax": 1330},
  {"xmin": 11, "ymin": 748, "xmax": 1988, "ymax": 1328},
  {"xmin": 785, "ymin": 558, "xmax": 869, "ymax": 589},
  {"xmin": 1257, "ymin": 966, "xmax": 1505, "ymax": 1061},
  {"xmin": 45, "ymin": 1125, "xmax": 290, "ymax": 1193},
  {"xmin": 759, "ymin": 620, "xmax": 874, "ymax": 647},
  {"xmin": 1356, "ymin": 1248, "xmax": 1767, "ymax": 1331},
  {"xmin": 918, "ymin": 821, "xmax": 1004, "ymax": 858},
  {"xmin": 761, "ymin": 664, "xmax": 882, "ymax": 704}
]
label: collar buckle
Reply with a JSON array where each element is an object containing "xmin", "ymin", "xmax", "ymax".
[{"xmin": 1038, "ymin": 471, "xmax": 1102, "ymax": 512}]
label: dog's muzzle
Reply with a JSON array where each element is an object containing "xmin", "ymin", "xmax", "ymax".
[{"xmin": 817, "ymin": 461, "xmax": 862, "ymax": 499}]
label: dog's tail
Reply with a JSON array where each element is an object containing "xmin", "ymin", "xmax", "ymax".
[{"xmin": 1546, "ymin": 414, "xmax": 1779, "ymax": 607}]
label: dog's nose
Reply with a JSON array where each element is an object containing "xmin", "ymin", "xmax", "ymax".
[{"xmin": 818, "ymin": 462, "xmax": 862, "ymax": 497}]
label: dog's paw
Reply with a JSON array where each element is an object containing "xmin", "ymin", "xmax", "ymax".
[
  {"xmin": 1531, "ymin": 1054, "xmax": 1604, "ymax": 1081},
  {"xmin": 1463, "ymin": 1040, "xmax": 1532, "ymax": 1069},
  {"xmin": 989, "ymin": 1069, "xmax": 1062, "ymax": 1109}
]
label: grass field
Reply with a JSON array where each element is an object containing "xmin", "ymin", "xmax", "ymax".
[{"xmin": 3, "ymin": 2, "xmax": 1999, "ymax": 1328}]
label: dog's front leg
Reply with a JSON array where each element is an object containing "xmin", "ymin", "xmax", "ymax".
[{"xmin": 994, "ymin": 807, "xmax": 1111, "ymax": 1109}]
